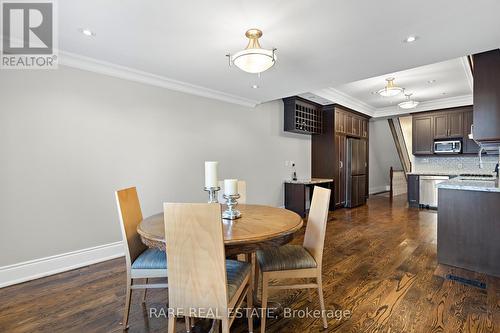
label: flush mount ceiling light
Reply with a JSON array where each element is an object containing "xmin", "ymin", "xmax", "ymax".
[
  {"xmin": 404, "ymin": 35, "xmax": 418, "ymax": 43},
  {"xmin": 377, "ymin": 77, "xmax": 404, "ymax": 97},
  {"xmin": 398, "ymin": 93, "xmax": 419, "ymax": 109},
  {"xmin": 227, "ymin": 29, "xmax": 277, "ymax": 74},
  {"xmin": 79, "ymin": 28, "xmax": 95, "ymax": 37}
]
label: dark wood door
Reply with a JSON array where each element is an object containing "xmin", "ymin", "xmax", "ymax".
[
  {"xmin": 345, "ymin": 113, "xmax": 353, "ymax": 135},
  {"xmin": 335, "ymin": 109, "xmax": 345, "ymax": 133},
  {"xmin": 359, "ymin": 139, "xmax": 367, "ymax": 175},
  {"xmin": 413, "ymin": 116, "xmax": 434, "ymax": 155},
  {"xmin": 335, "ymin": 134, "xmax": 346, "ymax": 207},
  {"xmin": 463, "ymin": 110, "xmax": 480, "ymax": 154},
  {"xmin": 407, "ymin": 175, "xmax": 419, "ymax": 207},
  {"xmin": 352, "ymin": 117, "xmax": 361, "ymax": 137},
  {"xmin": 350, "ymin": 175, "xmax": 367, "ymax": 207},
  {"xmin": 361, "ymin": 119, "xmax": 368, "ymax": 138},
  {"xmin": 448, "ymin": 112, "xmax": 464, "ymax": 138},
  {"xmin": 434, "ymin": 114, "xmax": 448, "ymax": 138},
  {"xmin": 473, "ymin": 50, "xmax": 500, "ymax": 142}
]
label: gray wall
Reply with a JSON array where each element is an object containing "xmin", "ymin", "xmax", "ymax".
[
  {"xmin": 368, "ymin": 119, "xmax": 402, "ymax": 193},
  {"xmin": 0, "ymin": 66, "xmax": 311, "ymax": 266}
]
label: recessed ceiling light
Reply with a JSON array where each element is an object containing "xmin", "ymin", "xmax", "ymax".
[
  {"xmin": 404, "ymin": 35, "xmax": 418, "ymax": 43},
  {"xmin": 79, "ymin": 28, "xmax": 95, "ymax": 37},
  {"xmin": 251, "ymin": 84, "xmax": 259, "ymax": 89},
  {"xmin": 427, "ymin": 79, "xmax": 436, "ymax": 84}
]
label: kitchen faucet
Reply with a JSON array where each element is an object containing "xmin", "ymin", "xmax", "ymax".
[{"xmin": 478, "ymin": 146, "xmax": 485, "ymax": 169}]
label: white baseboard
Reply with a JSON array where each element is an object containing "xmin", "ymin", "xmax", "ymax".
[
  {"xmin": 369, "ymin": 185, "xmax": 390, "ymax": 194},
  {"xmin": 0, "ymin": 242, "xmax": 124, "ymax": 288}
]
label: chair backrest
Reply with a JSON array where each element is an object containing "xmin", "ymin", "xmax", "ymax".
[
  {"xmin": 217, "ymin": 180, "xmax": 247, "ymax": 204},
  {"xmin": 164, "ymin": 203, "xmax": 228, "ymax": 318},
  {"xmin": 115, "ymin": 187, "xmax": 147, "ymax": 268},
  {"xmin": 303, "ymin": 186, "xmax": 331, "ymax": 268}
]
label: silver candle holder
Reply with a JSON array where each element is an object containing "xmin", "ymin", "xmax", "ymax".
[
  {"xmin": 222, "ymin": 194, "xmax": 241, "ymax": 220},
  {"xmin": 204, "ymin": 186, "xmax": 221, "ymax": 203}
]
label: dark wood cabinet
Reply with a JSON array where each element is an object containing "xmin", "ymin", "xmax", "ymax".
[
  {"xmin": 407, "ymin": 175, "xmax": 419, "ymax": 208},
  {"xmin": 413, "ymin": 115, "xmax": 434, "ymax": 155},
  {"xmin": 473, "ymin": 49, "xmax": 500, "ymax": 143},
  {"xmin": 463, "ymin": 110, "xmax": 480, "ymax": 154},
  {"xmin": 433, "ymin": 114, "xmax": 449, "ymax": 139},
  {"xmin": 312, "ymin": 104, "xmax": 369, "ymax": 209},
  {"xmin": 412, "ymin": 106, "xmax": 473, "ymax": 155},
  {"xmin": 433, "ymin": 112, "xmax": 463, "ymax": 139},
  {"xmin": 361, "ymin": 118, "xmax": 368, "ymax": 138},
  {"xmin": 335, "ymin": 109, "xmax": 345, "ymax": 133},
  {"xmin": 283, "ymin": 96, "xmax": 323, "ymax": 135},
  {"xmin": 448, "ymin": 112, "xmax": 464, "ymax": 137},
  {"xmin": 334, "ymin": 134, "xmax": 346, "ymax": 207}
]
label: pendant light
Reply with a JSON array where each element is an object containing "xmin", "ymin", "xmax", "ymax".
[
  {"xmin": 228, "ymin": 29, "xmax": 277, "ymax": 74},
  {"xmin": 377, "ymin": 77, "xmax": 404, "ymax": 97},
  {"xmin": 398, "ymin": 93, "xmax": 419, "ymax": 109}
]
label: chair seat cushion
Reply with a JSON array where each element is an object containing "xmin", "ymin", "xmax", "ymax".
[
  {"xmin": 256, "ymin": 245, "xmax": 317, "ymax": 272},
  {"xmin": 226, "ymin": 260, "xmax": 251, "ymax": 300},
  {"xmin": 131, "ymin": 248, "xmax": 167, "ymax": 269}
]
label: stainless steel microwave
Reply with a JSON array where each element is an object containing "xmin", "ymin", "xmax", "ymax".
[{"xmin": 434, "ymin": 140, "xmax": 462, "ymax": 154}]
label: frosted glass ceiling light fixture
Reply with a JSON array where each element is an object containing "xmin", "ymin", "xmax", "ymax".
[
  {"xmin": 227, "ymin": 29, "xmax": 277, "ymax": 74},
  {"xmin": 398, "ymin": 93, "xmax": 419, "ymax": 109},
  {"xmin": 378, "ymin": 77, "xmax": 404, "ymax": 97}
]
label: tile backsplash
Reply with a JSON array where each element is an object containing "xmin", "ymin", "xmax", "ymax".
[{"xmin": 413, "ymin": 155, "xmax": 499, "ymax": 175}]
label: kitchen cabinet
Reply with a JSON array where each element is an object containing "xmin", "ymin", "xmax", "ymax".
[
  {"xmin": 413, "ymin": 115, "xmax": 434, "ymax": 155},
  {"xmin": 433, "ymin": 112, "xmax": 463, "ymax": 139},
  {"xmin": 335, "ymin": 109, "xmax": 345, "ymax": 133},
  {"xmin": 312, "ymin": 104, "xmax": 370, "ymax": 209},
  {"xmin": 283, "ymin": 96, "xmax": 323, "ymax": 135},
  {"xmin": 334, "ymin": 134, "xmax": 346, "ymax": 206},
  {"xmin": 412, "ymin": 106, "xmax": 472, "ymax": 155},
  {"xmin": 407, "ymin": 175, "xmax": 419, "ymax": 208},
  {"xmin": 473, "ymin": 49, "xmax": 500, "ymax": 143},
  {"xmin": 361, "ymin": 118, "xmax": 368, "ymax": 138},
  {"xmin": 463, "ymin": 110, "xmax": 480, "ymax": 154}
]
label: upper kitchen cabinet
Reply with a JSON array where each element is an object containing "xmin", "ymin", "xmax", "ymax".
[
  {"xmin": 412, "ymin": 106, "xmax": 473, "ymax": 155},
  {"xmin": 473, "ymin": 49, "xmax": 500, "ymax": 143},
  {"xmin": 412, "ymin": 114, "xmax": 434, "ymax": 155},
  {"xmin": 463, "ymin": 109, "xmax": 480, "ymax": 154},
  {"xmin": 283, "ymin": 96, "xmax": 323, "ymax": 135},
  {"xmin": 433, "ymin": 111, "xmax": 463, "ymax": 139}
]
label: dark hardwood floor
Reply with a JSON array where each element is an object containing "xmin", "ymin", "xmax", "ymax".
[{"xmin": 1, "ymin": 195, "xmax": 499, "ymax": 332}]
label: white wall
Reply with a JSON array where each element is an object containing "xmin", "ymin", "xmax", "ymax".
[
  {"xmin": 0, "ymin": 66, "xmax": 311, "ymax": 267},
  {"xmin": 368, "ymin": 119, "xmax": 402, "ymax": 193}
]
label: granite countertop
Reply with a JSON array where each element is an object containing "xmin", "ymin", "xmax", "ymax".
[
  {"xmin": 437, "ymin": 177, "xmax": 500, "ymax": 192},
  {"xmin": 407, "ymin": 172, "xmax": 461, "ymax": 176},
  {"xmin": 284, "ymin": 178, "xmax": 333, "ymax": 185}
]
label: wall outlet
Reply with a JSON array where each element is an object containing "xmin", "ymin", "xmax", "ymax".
[
  {"xmin": 284, "ymin": 160, "xmax": 290, "ymax": 167},
  {"xmin": 458, "ymin": 163, "xmax": 463, "ymax": 169}
]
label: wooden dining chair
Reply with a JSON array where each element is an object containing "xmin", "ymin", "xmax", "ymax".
[
  {"xmin": 256, "ymin": 186, "xmax": 331, "ymax": 332},
  {"xmin": 115, "ymin": 187, "xmax": 168, "ymax": 330},
  {"xmin": 218, "ymin": 180, "xmax": 247, "ymax": 204},
  {"xmin": 164, "ymin": 202, "xmax": 254, "ymax": 333}
]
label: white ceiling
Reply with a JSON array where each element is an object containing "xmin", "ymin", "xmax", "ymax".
[
  {"xmin": 334, "ymin": 58, "xmax": 472, "ymax": 108},
  {"xmin": 56, "ymin": 0, "xmax": 500, "ymax": 106},
  {"xmin": 308, "ymin": 57, "xmax": 474, "ymax": 117}
]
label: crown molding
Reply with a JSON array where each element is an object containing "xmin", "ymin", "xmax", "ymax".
[
  {"xmin": 460, "ymin": 56, "xmax": 474, "ymax": 91},
  {"xmin": 311, "ymin": 87, "xmax": 376, "ymax": 117},
  {"xmin": 58, "ymin": 51, "xmax": 260, "ymax": 108},
  {"xmin": 374, "ymin": 94, "xmax": 473, "ymax": 118}
]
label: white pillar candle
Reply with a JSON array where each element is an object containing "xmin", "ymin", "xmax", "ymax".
[
  {"xmin": 205, "ymin": 161, "xmax": 218, "ymax": 188},
  {"xmin": 224, "ymin": 179, "xmax": 238, "ymax": 195}
]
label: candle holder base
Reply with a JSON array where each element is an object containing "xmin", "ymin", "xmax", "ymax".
[
  {"xmin": 204, "ymin": 186, "xmax": 221, "ymax": 203},
  {"xmin": 222, "ymin": 194, "xmax": 241, "ymax": 220}
]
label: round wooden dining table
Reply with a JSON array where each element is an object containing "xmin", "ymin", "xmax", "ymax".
[{"xmin": 137, "ymin": 204, "xmax": 303, "ymax": 256}]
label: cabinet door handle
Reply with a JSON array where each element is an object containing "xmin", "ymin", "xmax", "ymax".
[{"xmin": 340, "ymin": 161, "xmax": 343, "ymax": 169}]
